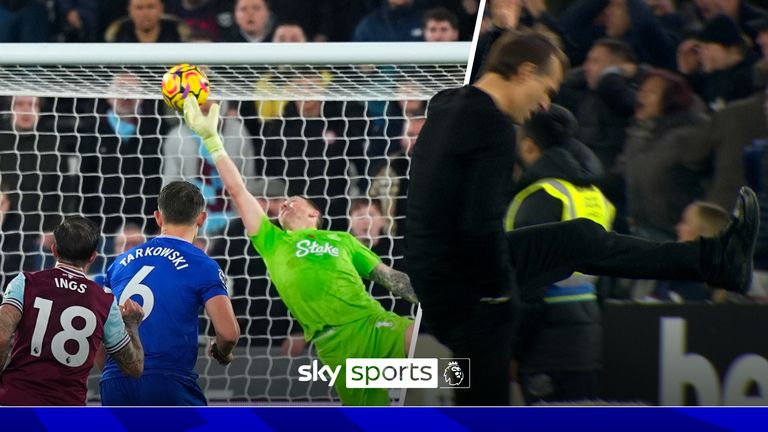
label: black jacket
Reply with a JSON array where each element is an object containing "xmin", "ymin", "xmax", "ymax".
[
  {"xmin": 511, "ymin": 146, "xmax": 605, "ymax": 374},
  {"xmin": 687, "ymin": 54, "xmax": 758, "ymax": 112},
  {"xmin": 407, "ymin": 85, "xmax": 518, "ymax": 317},
  {"xmin": 556, "ymin": 66, "xmax": 642, "ymax": 171}
]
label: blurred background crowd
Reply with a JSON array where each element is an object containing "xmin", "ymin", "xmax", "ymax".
[{"xmin": 0, "ymin": 0, "xmax": 478, "ymax": 43}]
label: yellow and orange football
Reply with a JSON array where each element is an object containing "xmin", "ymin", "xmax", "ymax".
[{"xmin": 161, "ymin": 64, "xmax": 209, "ymax": 112}]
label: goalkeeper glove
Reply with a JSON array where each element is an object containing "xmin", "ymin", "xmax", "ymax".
[{"xmin": 183, "ymin": 96, "xmax": 226, "ymax": 161}]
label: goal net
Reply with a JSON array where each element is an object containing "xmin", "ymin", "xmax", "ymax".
[{"xmin": 0, "ymin": 42, "xmax": 468, "ymax": 404}]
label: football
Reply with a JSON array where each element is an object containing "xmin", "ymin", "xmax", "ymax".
[{"xmin": 161, "ymin": 64, "xmax": 210, "ymax": 112}]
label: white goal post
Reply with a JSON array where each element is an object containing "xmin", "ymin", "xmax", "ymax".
[
  {"xmin": 0, "ymin": 42, "xmax": 469, "ymax": 404},
  {"xmin": 0, "ymin": 42, "xmax": 469, "ymax": 101}
]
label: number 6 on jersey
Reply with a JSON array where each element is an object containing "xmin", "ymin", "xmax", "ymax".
[{"xmin": 118, "ymin": 265, "xmax": 155, "ymax": 320}]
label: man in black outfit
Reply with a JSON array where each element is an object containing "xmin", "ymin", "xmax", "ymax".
[{"xmin": 405, "ymin": 30, "xmax": 760, "ymax": 406}]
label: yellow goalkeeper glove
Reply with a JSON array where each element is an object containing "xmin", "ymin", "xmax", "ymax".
[{"xmin": 183, "ymin": 96, "xmax": 226, "ymax": 161}]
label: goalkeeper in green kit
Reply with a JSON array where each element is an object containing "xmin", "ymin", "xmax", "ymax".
[{"xmin": 182, "ymin": 97, "xmax": 417, "ymax": 406}]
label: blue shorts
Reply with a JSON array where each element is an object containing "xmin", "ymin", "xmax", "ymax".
[{"xmin": 100, "ymin": 374, "xmax": 207, "ymax": 406}]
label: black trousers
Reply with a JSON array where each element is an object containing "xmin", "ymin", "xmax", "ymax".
[
  {"xmin": 520, "ymin": 371, "xmax": 600, "ymax": 405},
  {"xmin": 415, "ymin": 218, "xmax": 709, "ymax": 406}
]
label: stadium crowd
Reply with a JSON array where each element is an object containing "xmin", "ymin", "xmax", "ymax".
[
  {"xmin": 2, "ymin": 0, "xmax": 768, "ymax": 405},
  {"xmin": 0, "ymin": 0, "xmax": 478, "ymax": 43}
]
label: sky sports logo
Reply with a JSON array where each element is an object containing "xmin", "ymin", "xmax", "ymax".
[{"xmin": 297, "ymin": 358, "xmax": 470, "ymax": 389}]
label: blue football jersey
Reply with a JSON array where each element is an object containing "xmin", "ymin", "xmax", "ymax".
[{"xmin": 100, "ymin": 235, "xmax": 228, "ymax": 380}]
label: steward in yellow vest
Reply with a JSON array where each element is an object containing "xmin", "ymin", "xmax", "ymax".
[{"xmin": 506, "ymin": 106, "xmax": 613, "ymax": 404}]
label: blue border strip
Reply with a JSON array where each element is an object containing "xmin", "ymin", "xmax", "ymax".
[{"xmin": 1, "ymin": 407, "xmax": 767, "ymax": 431}]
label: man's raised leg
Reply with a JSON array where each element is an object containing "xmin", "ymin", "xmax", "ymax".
[{"xmin": 509, "ymin": 187, "xmax": 759, "ymax": 294}]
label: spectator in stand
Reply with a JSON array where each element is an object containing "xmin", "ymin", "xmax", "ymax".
[
  {"xmin": 677, "ymin": 201, "xmax": 730, "ymax": 242},
  {"xmin": 223, "ymin": 0, "xmax": 273, "ymax": 42},
  {"xmin": 349, "ymin": 198, "xmax": 391, "ymax": 254},
  {"xmin": 617, "ymin": 69, "xmax": 709, "ymax": 242},
  {"xmin": 105, "ymin": 0, "xmax": 189, "ymax": 42},
  {"xmin": 0, "ymin": 0, "xmax": 49, "ymax": 42},
  {"xmin": 0, "ymin": 188, "xmax": 42, "ymax": 290},
  {"xmin": 369, "ymin": 107, "xmax": 425, "ymax": 238},
  {"xmin": 657, "ymin": 80, "xmax": 768, "ymax": 316},
  {"xmin": 98, "ymin": 0, "xmax": 129, "ymax": 37},
  {"xmin": 683, "ymin": 85, "xmax": 768, "ymax": 211},
  {"xmin": 352, "ymin": 0, "xmax": 427, "ymax": 150},
  {"xmin": 423, "ymin": 7, "xmax": 460, "ymax": 42},
  {"xmin": 426, "ymin": 0, "xmax": 480, "ymax": 40},
  {"xmin": 72, "ymin": 73, "xmax": 167, "ymax": 234},
  {"xmin": 237, "ymin": 21, "xmax": 323, "ymax": 182},
  {"xmin": 163, "ymin": 99, "xmax": 254, "ymax": 235},
  {"xmin": 711, "ymin": 0, "xmax": 768, "ymax": 42},
  {"xmin": 238, "ymin": 21, "xmax": 309, "ymax": 145},
  {"xmin": 92, "ymin": 222, "xmax": 147, "ymax": 281},
  {"xmin": 272, "ymin": 21, "xmax": 306, "ymax": 43},
  {"xmin": 114, "ymin": 223, "xmax": 146, "ymax": 255},
  {"xmin": 470, "ymin": 0, "xmax": 565, "ymax": 83},
  {"xmin": 0, "ymin": 96, "xmax": 66, "ymax": 235},
  {"xmin": 559, "ymin": 0, "xmax": 680, "ymax": 68},
  {"xmin": 652, "ymin": 201, "xmax": 731, "ymax": 302},
  {"xmin": 267, "ymin": 0, "xmax": 334, "ymax": 42},
  {"xmin": 556, "ymin": 39, "xmax": 643, "ymax": 231},
  {"xmin": 353, "ymin": 0, "xmax": 424, "ymax": 42},
  {"xmin": 644, "ymin": 0, "xmax": 686, "ymax": 30},
  {"xmin": 678, "ymin": 14, "xmax": 757, "ymax": 112},
  {"xmin": 364, "ymin": 86, "xmax": 424, "ymax": 172},
  {"xmin": 56, "ymin": 0, "xmax": 100, "ymax": 41},
  {"xmin": 556, "ymin": 39, "xmax": 642, "ymax": 175},
  {"xmin": 324, "ymin": 0, "xmax": 379, "ymax": 41},
  {"xmin": 164, "ymin": 0, "xmax": 233, "ymax": 41}
]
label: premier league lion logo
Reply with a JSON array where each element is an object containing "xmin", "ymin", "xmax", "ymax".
[{"xmin": 443, "ymin": 361, "xmax": 464, "ymax": 386}]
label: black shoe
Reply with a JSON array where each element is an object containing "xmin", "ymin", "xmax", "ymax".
[{"xmin": 716, "ymin": 187, "xmax": 759, "ymax": 293}]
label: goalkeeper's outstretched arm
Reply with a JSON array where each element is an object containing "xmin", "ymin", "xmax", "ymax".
[{"xmin": 183, "ymin": 97, "xmax": 266, "ymax": 236}]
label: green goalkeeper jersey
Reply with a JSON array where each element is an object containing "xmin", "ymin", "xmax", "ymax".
[{"xmin": 250, "ymin": 215, "xmax": 386, "ymax": 340}]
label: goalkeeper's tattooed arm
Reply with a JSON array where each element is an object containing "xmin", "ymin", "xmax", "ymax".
[
  {"xmin": 182, "ymin": 97, "xmax": 267, "ymax": 236},
  {"xmin": 0, "ymin": 305, "xmax": 21, "ymax": 373},
  {"xmin": 369, "ymin": 264, "xmax": 419, "ymax": 304}
]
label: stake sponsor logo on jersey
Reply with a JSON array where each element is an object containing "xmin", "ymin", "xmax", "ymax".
[{"xmin": 295, "ymin": 239, "xmax": 340, "ymax": 257}]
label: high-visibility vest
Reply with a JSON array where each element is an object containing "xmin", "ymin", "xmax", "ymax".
[{"xmin": 505, "ymin": 178, "xmax": 615, "ymax": 303}]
